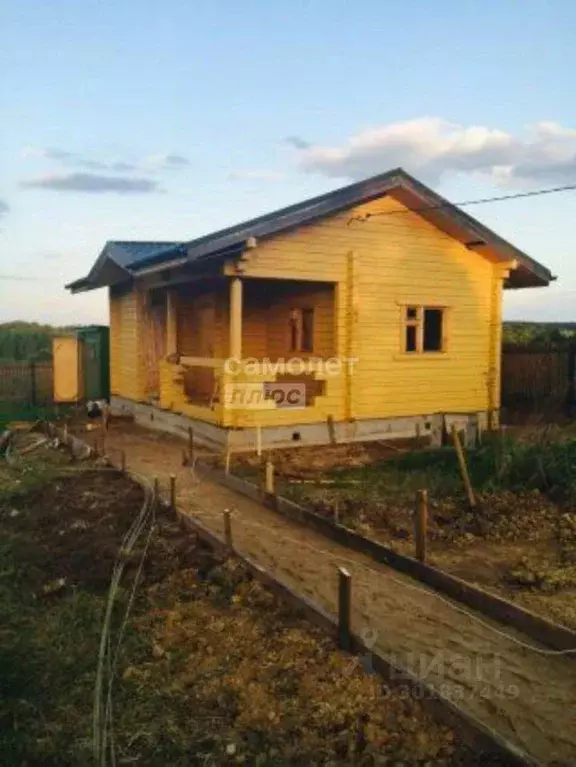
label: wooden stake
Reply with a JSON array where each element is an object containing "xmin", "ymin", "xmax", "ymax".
[
  {"xmin": 223, "ymin": 509, "xmax": 233, "ymax": 549},
  {"xmin": 265, "ymin": 459, "xmax": 275, "ymax": 495},
  {"xmin": 224, "ymin": 449, "xmax": 231, "ymax": 475},
  {"xmin": 476, "ymin": 412, "xmax": 483, "ymax": 447},
  {"xmin": 415, "ymin": 422, "xmax": 422, "ymax": 449},
  {"xmin": 169, "ymin": 474, "xmax": 176, "ymax": 509},
  {"xmin": 256, "ymin": 425, "xmax": 262, "ymax": 457},
  {"xmin": 182, "ymin": 447, "xmax": 188, "ymax": 467},
  {"xmin": 102, "ymin": 403, "xmax": 110, "ymax": 431},
  {"xmin": 337, "ymin": 566, "xmax": 352, "ymax": 651},
  {"xmin": 153, "ymin": 476, "xmax": 159, "ymax": 508},
  {"xmin": 451, "ymin": 424, "xmax": 476, "ymax": 509},
  {"xmin": 188, "ymin": 427, "xmax": 194, "ymax": 464},
  {"xmin": 414, "ymin": 489, "xmax": 428, "ymax": 563},
  {"xmin": 120, "ymin": 449, "xmax": 126, "ymax": 473},
  {"xmin": 327, "ymin": 414, "xmax": 337, "ymax": 445}
]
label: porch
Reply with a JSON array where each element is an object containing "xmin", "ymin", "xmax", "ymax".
[{"xmin": 141, "ymin": 276, "xmax": 345, "ymax": 430}]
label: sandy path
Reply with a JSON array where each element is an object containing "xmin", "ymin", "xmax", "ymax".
[{"xmin": 103, "ymin": 424, "xmax": 576, "ymax": 765}]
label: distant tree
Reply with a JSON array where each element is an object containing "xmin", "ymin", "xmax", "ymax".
[
  {"xmin": 0, "ymin": 322, "xmax": 76, "ymax": 362},
  {"xmin": 503, "ymin": 322, "xmax": 576, "ymax": 347}
]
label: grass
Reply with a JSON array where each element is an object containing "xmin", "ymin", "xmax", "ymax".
[{"xmin": 307, "ymin": 431, "xmax": 576, "ymax": 503}]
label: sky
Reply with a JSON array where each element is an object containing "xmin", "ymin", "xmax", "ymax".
[{"xmin": 1, "ymin": 0, "xmax": 576, "ymax": 325}]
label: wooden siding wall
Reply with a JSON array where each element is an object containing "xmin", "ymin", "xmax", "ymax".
[
  {"xmin": 219, "ymin": 281, "xmax": 335, "ymax": 360},
  {"xmin": 111, "ymin": 194, "xmax": 506, "ymax": 430},
  {"xmin": 232, "ymin": 194, "xmax": 504, "ymax": 423},
  {"xmin": 109, "ymin": 284, "xmax": 146, "ymax": 402}
]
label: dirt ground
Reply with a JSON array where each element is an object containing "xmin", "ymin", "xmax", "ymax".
[
  {"xmin": 1, "ymin": 439, "xmax": 481, "ymax": 765},
  {"xmin": 229, "ymin": 441, "xmax": 576, "ymax": 632},
  {"xmin": 77, "ymin": 419, "xmax": 576, "ymax": 766}
]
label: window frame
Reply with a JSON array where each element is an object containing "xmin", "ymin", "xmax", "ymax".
[{"xmin": 400, "ymin": 304, "xmax": 448, "ymax": 355}]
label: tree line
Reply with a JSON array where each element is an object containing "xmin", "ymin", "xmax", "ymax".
[
  {"xmin": 0, "ymin": 322, "xmax": 76, "ymax": 362},
  {"xmin": 503, "ymin": 322, "xmax": 576, "ymax": 348}
]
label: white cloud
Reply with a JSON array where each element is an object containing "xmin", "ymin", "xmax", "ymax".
[
  {"xmin": 21, "ymin": 172, "xmax": 160, "ymax": 194},
  {"xmin": 295, "ymin": 118, "xmax": 576, "ymax": 187},
  {"xmin": 143, "ymin": 153, "xmax": 190, "ymax": 170},
  {"xmin": 20, "ymin": 147, "xmax": 190, "ymax": 174}
]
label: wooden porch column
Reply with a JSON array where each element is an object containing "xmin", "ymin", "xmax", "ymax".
[
  {"xmin": 166, "ymin": 290, "xmax": 178, "ymax": 356},
  {"xmin": 229, "ymin": 277, "xmax": 243, "ymax": 360}
]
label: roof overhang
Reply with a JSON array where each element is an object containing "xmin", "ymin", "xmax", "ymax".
[
  {"xmin": 387, "ymin": 179, "xmax": 553, "ymax": 288},
  {"xmin": 66, "ymin": 169, "xmax": 555, "ymax": 293}
]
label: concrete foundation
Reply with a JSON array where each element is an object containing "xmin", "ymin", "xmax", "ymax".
[{"xmin": 111, "ymin": 395, "xmax": 486, "ymax": 452}]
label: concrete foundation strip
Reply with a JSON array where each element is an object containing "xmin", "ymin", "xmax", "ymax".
[
  {"xmin": 196, "ymin": 461, "xmax": 576, "ymax": 656},
  {"xmin": 44, "ymin": 421, "xmax": 537, "ymax": 765}
]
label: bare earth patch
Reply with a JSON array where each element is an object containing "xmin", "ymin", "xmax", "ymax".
[{"xmin": 1, "ymin": 439, "xmax": 484, "ymax": 765}]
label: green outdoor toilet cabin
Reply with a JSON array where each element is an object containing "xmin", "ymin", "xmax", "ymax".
[{"xmin": 76, "ymin": 325, "xmax": 110, "ymax": 402}]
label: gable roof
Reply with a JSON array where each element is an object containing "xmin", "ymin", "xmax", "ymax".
[{"xmin": 67, "ymin": 168, "xmax": 554, "ymax": 292}]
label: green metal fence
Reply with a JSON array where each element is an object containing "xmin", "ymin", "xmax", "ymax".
[{"xmin": 0, "ymin": 362, "xmax": 54, "ymax": 426}]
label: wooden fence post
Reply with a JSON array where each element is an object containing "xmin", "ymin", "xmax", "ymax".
[
  {"xmin": 337, "ymin": 566, "xmax": 352, "ymax": 651},
  {"xmin": 223, "ymin": 509, "xmax": 233, "ymax": 549},
  {"xmin": 29, "ymin": 361, "xmax": 37, "ymax": 407},
  {"xmin": 451, "ymin": 424, "xmax": 476, "ymax": 509},
  {"xmin": 414, "ymin": 489, "xmax": 428, "ymax": 563},
  {"xmin": 169, "ymin": 474, "xmax": 176, "ymax": 509}
]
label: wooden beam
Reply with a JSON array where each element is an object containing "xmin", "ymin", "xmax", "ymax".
[
  {"xmin": 229, "ymin": 277, "xmax": 243, "ymax": 361},
  {"xmin": 166, "ymin": 290, "xmax": 178, "ymax": 356}
]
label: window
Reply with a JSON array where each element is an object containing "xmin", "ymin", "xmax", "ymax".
[
  {"xmin": 403, "ymin": 306, "xmax": 446, "ymax": 353},
  {"xmin": 289, "ymin": 307, "xmax": 314, "ymax": 352}
]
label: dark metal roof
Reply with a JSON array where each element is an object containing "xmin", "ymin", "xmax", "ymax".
[
  {"xmin": 65, "ymin": 241, "xmax": 180, "ymax": 292},
  {"xmin": 67, "ymin": 168, "xmax": 555, "ymax": 292},
  {"xmin": 105, "ymin": 241, "xmax": 179, "ymax": 267}
]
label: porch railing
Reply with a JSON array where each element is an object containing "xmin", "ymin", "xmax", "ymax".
[{"xmin": 159, "ymin": 356, "xmax": 343, "ymax": 426}]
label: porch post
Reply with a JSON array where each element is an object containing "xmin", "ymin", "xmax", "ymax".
[
  {"xmin": 166, "ymin": 290, "xmax": 178, "ymax": 356},
  {"xmin": 229, "ymin": 277, "xmax": 243, "ymax": 360}
]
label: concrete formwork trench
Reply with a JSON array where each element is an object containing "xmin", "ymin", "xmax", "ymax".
[{"xmin": 81, "ymin": 420, "xmax": 576, "ymax": 765}]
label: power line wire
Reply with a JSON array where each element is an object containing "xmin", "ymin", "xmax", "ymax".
[{"xmin": 349, "ymin": 182, "xmax": 576, "ymax": 222}]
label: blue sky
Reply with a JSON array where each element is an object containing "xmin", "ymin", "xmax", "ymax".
[{"xmin": 1, "ymin": 0, "xmax": 575, "ymax": 324}]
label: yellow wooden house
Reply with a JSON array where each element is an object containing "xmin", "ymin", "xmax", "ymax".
[{"xmin": 67, "ymin": 168, "xmax": 553, "ymax": 450}]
